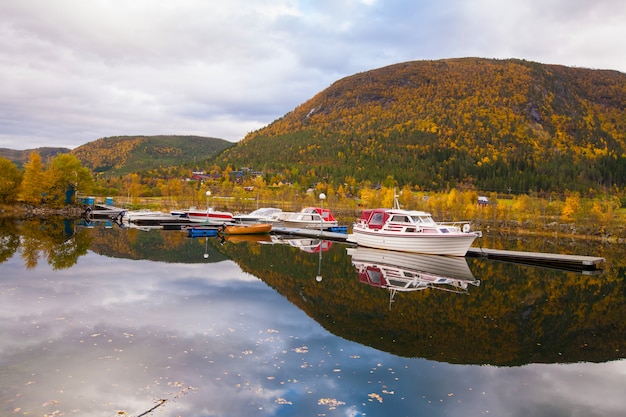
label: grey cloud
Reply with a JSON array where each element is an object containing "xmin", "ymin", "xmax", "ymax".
[{"xmin": 0, "ymin": 0, "xmax": 625, "ymax": 150}]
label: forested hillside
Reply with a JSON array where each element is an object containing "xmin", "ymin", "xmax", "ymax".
[
  {"xmin": 72, "ymin": 135, "xmax": 234, "ymax": 177},
  {"xmin": 218, "ymin": 58, "xmax": 626, "ymax": 193},
  {"xmin": 0, "ymin": 147, "xmax": 71, "ymax": 168}
]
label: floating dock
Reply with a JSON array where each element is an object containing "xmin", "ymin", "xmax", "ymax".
[
  {"xmin": 271, "ymin": 227, "xmax": 605, "ymax": 272},
  {"xmin": 466, "ymin": 247, "xmax": 605, "ymax": 272}
]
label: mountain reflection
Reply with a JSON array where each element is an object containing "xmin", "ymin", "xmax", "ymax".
[
  {"xmin": 219, "ymin": 236, "xmax": 625, "ymax": 367},
  {"xmin": 2, "ymin": 219, "xmax": 625, "ymax": 367}
]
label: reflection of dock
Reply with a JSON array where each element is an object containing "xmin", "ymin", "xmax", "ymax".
[
  {"xmin": 467, "ymin": 247, "xmax": 605, "ymax": 273},
  {"xmin": 84, "ymin": 204, "xmax": 125, "ymax": 220},
  {"xmin": 271, "ymin": 226, "xmax": 348, "ymax": 241}
]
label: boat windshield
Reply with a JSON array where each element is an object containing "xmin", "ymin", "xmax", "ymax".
[
  {"xmin": 411, "ymin": 215, "xmax": 436, "ymax": 224},
  {"xmin": 250, "ymin": 207, "xmax": 280, "ymax": 216}
]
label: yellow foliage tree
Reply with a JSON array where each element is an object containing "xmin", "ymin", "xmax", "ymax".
[
  {"xmin": 19, "ymin": 152, "xmax": 47, "ymax": 205},
  {"xmin": 561, "ymin": 194, "xmax": 580, "ymax": 222},
  {"xmin": 0, "ymin": 157, "xmax": 22, "ymax": 203}
]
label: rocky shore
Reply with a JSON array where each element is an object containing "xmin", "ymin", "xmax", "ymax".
[{"xmin": 0, "ymin": 204, "xmax": 86, "ymax": 219}]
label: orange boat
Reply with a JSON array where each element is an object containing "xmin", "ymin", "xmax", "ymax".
[{"xmin": 223, "ymin": 223, "xmax": 272, "ymax": 235}]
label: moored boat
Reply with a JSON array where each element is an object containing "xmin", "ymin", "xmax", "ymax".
[
  {"xmin": 346, "ymin": 198, "xmax": 481, "ymax": 256},
  {"xmin": 277, "ymin": 207, "xmax": 339, "ymax": 229},
  {"xmin": 123, "ymin": 209, "xmax": 190, "ymax": 225},
  {"xmin": 223, "ymin": 223, "xmax": 272, "ymax": 235},
  {"xmin": 232, "ymin": 207, "xmax": 283, "ymax": 224},
  {"xmin": 176, "ymin": 206, "xmax": 235, "ymax": 224}
]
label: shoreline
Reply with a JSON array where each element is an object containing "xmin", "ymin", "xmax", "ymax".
[
  {"xmin": 2, "ymin": 203, "xmax": 625, "ymax": 245},
  {"xmin": 0, "ymin": 203, "xmax": 86, "ymax": 219}
]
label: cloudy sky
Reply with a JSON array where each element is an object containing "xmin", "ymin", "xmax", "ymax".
[{"xmin": 2, "ymin": 0, "xmax": 625, "ymax": 150}]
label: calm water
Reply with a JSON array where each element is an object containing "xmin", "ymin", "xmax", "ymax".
[{"xmin": 1, "ymin": 218, "xmax": 625, "ymax": 417}]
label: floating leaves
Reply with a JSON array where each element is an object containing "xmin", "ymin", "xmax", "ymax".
[
  {"xmin": 275, "ymin": 397, "xmax": 293, "ymax": 405},
  {"xmin": 318, "ymin": 398, "xmax": 346, "ymax": 410},
  {"xmin": 368, "ymin": 393, "xmax": 383, "ymax": 403}
]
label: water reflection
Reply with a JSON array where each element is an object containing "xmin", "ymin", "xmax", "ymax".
[
  {"xmin": 269, "ymin": 235, "xmax": 333, "ymax": 252},
  {"xmin": 1, "ymin": 218, "xmax": 625, "ymax": 417},
  {"xmin": 0, "ymin": 217, "xmax": 92, "ymax": 269},
  {"xmin": 348, "ymin": 246, "xmax": 481, "ymax": 307}
]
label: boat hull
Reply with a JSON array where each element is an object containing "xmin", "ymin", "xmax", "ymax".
[
  {"xmin": 186, "ymin": 212, "xmax": 234, "ymax": 223},
  {"xmin": 347, "ymin": 229, "xmax": 478, "ymax": 256},
  {"xmin": 224, "ymin": 223, "xmax": 272, "ymax": 235}
]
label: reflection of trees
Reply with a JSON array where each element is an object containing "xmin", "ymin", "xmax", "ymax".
[
  {"xmin": 222, "ymin": 238, "xmax": 626, "ymax": 366},
  {"xmin": 45, "ymin": 229, "xmax": 92, "ymax": 270},
  {"xmin": 16, "ymin": 218, "xmax": 92, "ymax": 269},
  {"xmin": 0, "ymin": 219, "xmax": 20, "ymax": 264},
  {"xmin": 88, "ymin": 226, "xmax": 230, "ymax": 263}
]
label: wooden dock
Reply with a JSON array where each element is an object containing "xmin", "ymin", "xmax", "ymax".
[
  {"xmin": 271, "ymin": 227, "xmax": 605, "ymax": 272},
  {"xmin": 466, "ymin": 247, "xmax": 605, "ymax": 272}
]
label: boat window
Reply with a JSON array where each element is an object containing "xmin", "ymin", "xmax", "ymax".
[
  {"xmin": 370, "ymin": 213, "xmax": 385, "ymax": 226},
  {"xmin": 391, "ymin": 215, "xmax": 410, "ymax": 223},
  {"xmin": 366, "ymin": 269, "xmax": 383, "ymax": 285}
]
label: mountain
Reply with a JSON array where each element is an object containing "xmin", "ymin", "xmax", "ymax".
[
  {"xmin": 71, "ymin": 135, "xmax": 234, "ymax": 177},
  {"xmin": 0, "ymin": 147, "xmax": 71, "ymax": 168},
  {"xmin": 218, "ymin": 58, "xmax": 626, "ymax": 193}
]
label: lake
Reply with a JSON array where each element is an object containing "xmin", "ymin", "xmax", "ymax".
[{"xmin": 1, "ymin": 217, "xmax": 624, "ymax": 417}]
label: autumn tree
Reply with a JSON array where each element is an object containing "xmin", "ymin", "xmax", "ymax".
[
  {"xmin": 561, "ymin": 193, "xmax": 581, "ymax": 222},
  {"xmin": 18, "ymin": 152, "xmax": 47, "ymax": 205},
  {"xmin": 0, "ymin": 157, "xmax": 22, "ymax": 204},
  {"xmin": 45, "ymin": 154, "xmax": 94, "ymax": 207}
]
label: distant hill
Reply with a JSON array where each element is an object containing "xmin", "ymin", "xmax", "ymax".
[
  {"xmin": 0, "ymin": 147, "xmax": 71, "ymax": 168},
  {"xmin": 218, "ymin": 58, "xmax": 626, "ymax": 193},
  {"xmin": 71, "ymin": 135, "xmax": 234, "ymax": 177},
  {"xmin": 1, "ymin": 136, "xmax": 234, "ymax": 177}
]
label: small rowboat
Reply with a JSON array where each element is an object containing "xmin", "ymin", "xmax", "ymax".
[{"xmin": 223, "ymin": 223, "xmax": 272, "ymax": 235}]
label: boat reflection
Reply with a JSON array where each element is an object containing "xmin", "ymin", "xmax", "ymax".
[
  {"xmin": 222, "ymin": 233, "xmax": 273, "ymax": 244},
  {"xmin": 348, "ymin": 246, "xmax": 480, "ymax": 307},
  {"xmin": 270, "ymin": 235, "xmax": 333, "ymax": 252}
]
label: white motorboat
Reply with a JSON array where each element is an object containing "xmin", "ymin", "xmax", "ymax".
[
  {"xmin": 277, "ymin": 207, "xmax": 339, "ymax": 229},
  {"xmin": 175, "ymin": 206, "xmax": 235, "ymax": 224},
  {"xmin": 347, "ymin": 197, "xmax": 481, "ymax": 256},
  {"xmin": 232, "ymin": 207, "xmax": 283, "ymax": 223}
]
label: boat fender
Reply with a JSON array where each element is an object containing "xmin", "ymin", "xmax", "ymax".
[{"xmin": 463, "ymin": 224, "xmax": 470, "ymax": 233}]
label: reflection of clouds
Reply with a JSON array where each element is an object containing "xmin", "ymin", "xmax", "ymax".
[{"xmin": 1, "ymin": 252, "xmax": 626, "ymax": 417}]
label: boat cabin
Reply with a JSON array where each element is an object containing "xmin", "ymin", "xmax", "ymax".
[
  {"xmin": 301, "ymin": 207, "xmax": 337, "ymax": 222},
  {"xmin": 358, "ymin": 209, "xmax": 437, "ymax": 229}
]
